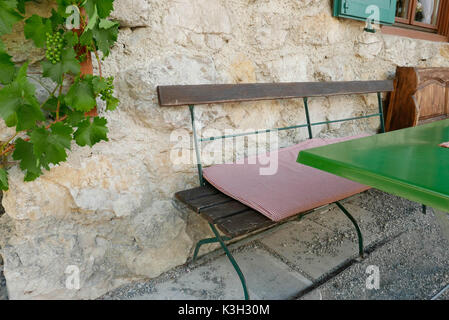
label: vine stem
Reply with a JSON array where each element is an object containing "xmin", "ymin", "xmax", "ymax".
[
  {"xmin": 0, "ymin": 132, "xmax": 19, "ymax": 154},
  {"xmin": 39, "ymin": 82, "xmax": 60, "ymax": 109},
  {"xmin": 0, "ymin": 145, "xmax": 15, "ymax": 157},
  {"xmin": 0, "ymin": 128, "xmax": 29, "ymax": 159},
  {"xmin": 93, "ymin": 47, "xmax": 103, "ymax": 78},
  {"xmin": 46, "ymin": 115, "xmax": 67, "ymax": 129},
  {"xmin": 3, "ymin": 132, "xmax": 18, "ymax": 146},
  {"xmin": 0, "ymin": 137, "xmax": 29, "ymax": 157},
  {"xmin": 55, "ymin": 75, "xmax": 64, "ymax": 120}
]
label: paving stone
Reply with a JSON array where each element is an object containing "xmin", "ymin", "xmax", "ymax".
[
  {"xmin": 259, "ymin": 219, "xmax": 359, "ymax": 280},
  {"xmin": 130, "ymin": 248, "xmax": 312, "ymax": 300},
  {"xmin": 434, "ymin": 210, "xmax": 449, "ymax": 242},
  {"xmin": 300, "ymin": 289, "xmax": 323, "ymax": 300}
]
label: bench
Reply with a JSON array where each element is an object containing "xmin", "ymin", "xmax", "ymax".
[{"xmin": 157, "ymin": 80, "xmax": 394, "ymax": 299}]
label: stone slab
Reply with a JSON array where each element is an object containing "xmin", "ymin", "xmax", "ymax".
[
  {"xmin": 259, "ymin": 219, "xmax": 359, "ymax": 280},
  {"xmin": 129, "ymin": 248, "xmax": 312, "ymax": 300}
]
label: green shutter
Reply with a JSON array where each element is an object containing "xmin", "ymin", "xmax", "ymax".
[{"xmin": 333, "ymin": 0, "xmax": 397, "ymax": 25}]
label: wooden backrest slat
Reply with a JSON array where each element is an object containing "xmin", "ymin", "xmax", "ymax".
[{"xmin": 157, "ymin": 80, "xmax": 394, "ymax": 106}]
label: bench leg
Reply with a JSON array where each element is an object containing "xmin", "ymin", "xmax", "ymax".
[
  {"xmin": 422, "ymin": 204, "xmax": 427, "ymax": 215},
  {"xmin": 208, "ymin": 223, "xmax": 250, "ymax": 300},
  {"xmin": 335, "ymin": 201, "xmax": 365, "ymax": 258},
  {"xmin": 192, "ymin": 236, "xmax": 231, "ymax": 262}
]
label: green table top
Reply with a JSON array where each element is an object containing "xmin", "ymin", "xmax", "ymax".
[{"xmin": 297, "ymin": 120, "xmax": 449, "ymax": 213}]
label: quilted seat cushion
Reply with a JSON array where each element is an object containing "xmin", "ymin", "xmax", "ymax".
[{"xmin": 203, "ymin": 135, "xmax": 370, "ymax": 222}]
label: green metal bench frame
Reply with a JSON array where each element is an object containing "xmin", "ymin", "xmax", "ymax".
[{"xmin": 157, "ymin": 81, "xmax": 396, "ymax": 300}]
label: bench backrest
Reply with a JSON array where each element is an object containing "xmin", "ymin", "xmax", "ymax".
[
  {"xmin": 157, "ymin": 81, "xmax": 393, "ymax": 106},
  {"xmin": 157, "ymin": 80, "xmax": 394, "ymax": 185}
]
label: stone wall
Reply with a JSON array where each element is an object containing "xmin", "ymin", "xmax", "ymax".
[{"xmin": 1, "ymin": 0, "xmax": 448, "ymax": 299}]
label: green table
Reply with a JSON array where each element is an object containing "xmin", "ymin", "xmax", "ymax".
[{"xmin": 297, "ymin": 120, "xmax": 449, "ymax": 213}]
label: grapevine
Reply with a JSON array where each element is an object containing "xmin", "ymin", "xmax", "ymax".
[
  {"xmin": 45, "ymin": 31, "xmax": 63, "ymax": 64},
  {"xmin": 101, "ymin": 76, "xmax": 114, "ymax": 101},
  {"xmin": 0, "ymin": 0, "xmax": 120, "ymax": 190}
]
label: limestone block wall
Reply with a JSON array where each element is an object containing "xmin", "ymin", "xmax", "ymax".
[{"xmin": 1, "ymin": 0, "xmax": 448, "ymax": 299}]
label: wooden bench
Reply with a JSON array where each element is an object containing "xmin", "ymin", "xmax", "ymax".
[{"xmin": 157, "ymin": 80, "xmax": 394, "ymax": 299}]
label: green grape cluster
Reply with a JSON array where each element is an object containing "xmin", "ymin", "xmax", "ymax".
[
  {"xmin": 101, "ymin": 77, "xmax": 115, "ymax": 101},
  {"xmin": 45, "ymin": 32, "xmax": 63, "ymax": 64}
]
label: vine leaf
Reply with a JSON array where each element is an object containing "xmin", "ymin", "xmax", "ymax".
[
  {"xmin": 0, "ymin": 168, "xmax": 8, "ymax": 191},
  {"xmin": 42, "ymin": 96, "xmax": 59, "ymax": 112},
  {"xmin": 17, "ymin": 0, "xmax": 33, "ymax": 14},
  {"xmin": 0, "ymin": 63, "xmax": 44, "ymax": 130},
  {"xmin": 91, "ymin": 19, "xmax": 119, "ymax": 57},
  {"xmin": 12, "ymin": 138, "xmax": 42, "ymax": 181},
  {"xmin": 30, "ymin": 122, "xmax": 73, "ymax": 166},
  {"xmin": 85, "ymin": 5, "xmax": 98, "ymax": 30},
  {"xmin": 16, "ymin": 103, "xmax": 45, "ymax": 131},
  {"xmin": 85, "ymin": 0, "xmax": 114, "ymax": 19},
  {"xmin": 79, "ymin": 29, "xmax": 93, "ymax": 46},
  {"xmin": 0, "ymin": 0, "xmax": 22, "ymax": 35},
  {"xmin": 49, "ymin": 8, "xmax": 64, "ymax": 29},
  {"xmin": 74, "ymin": 116, "xmax": 108, "ymax": 147},
  {"xmin": 24, "ymin": 14, "xmax": 52, "ymax": 48},
  {"xmin": 65, "ymin": 108, "xmax": 85, "ymax": 125},
  {"xmin": 64, "ymin": 31, "xmax": 79, "ymax": 47},
  {"xmin": 65, "ymin": 77, "xmax": 96, "ymax": 112},
  {"xmin": 92, "ymin": 76, "xmax": 107, "ymax": 93},
  {"xmin": 106, "ymin": 96, "xmax": 119, "ymax": 111},
  {"xmin": 99, "ymin": 19, "xmax": 117, "ymax": 29},
  {"xmin": 55, "ymin": 0, "xmax": 73, "ymax": 16},
  {"xmin": 0, "ymin": 49, "xmax": 16, "ymax": 84},
  {"xmin": 41, "ymin": 47, "xmax": 80, "ymax": 83}
]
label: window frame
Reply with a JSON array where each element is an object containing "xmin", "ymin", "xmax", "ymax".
[
  {"xmin": 395, "ymin": 0, "xmax": 414, "ymax": 24},
  {"xmin": 382, "ymin": 0, "xmax": 449, "ymax": 42}
]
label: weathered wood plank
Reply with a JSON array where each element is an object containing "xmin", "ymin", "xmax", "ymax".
[
  {"xmin": 215, "ymin": 210, "xmax": 275, "ymax": 238},
  {"xmin": 175, "ymin": 185, "xmax": 278, "ymax": 237},
  {"xmin": 175, "ymin": 185, "xmax": 218, "ymax": 202},
  {"xmin": 178, "ymin": 193, "xmax": 233, "ymax": 213},
  {"xmin": 200, "ymin": 200, "xmax": 250, "ymax": 223},
  {"xmin": 158, "ymin": 81, "xmax": 394, "ymax": 106}
]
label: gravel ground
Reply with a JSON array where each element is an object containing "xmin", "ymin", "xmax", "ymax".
[
  {"xmin": 299, "ymin": 190, "xmax": 449, "ymax": 300},
  {"xmin": 0, "ymin": 266, "xmax": 7, "ymax": 300},
  {"xmin": 0, "ymin": 191, "xmax": 6, "ymax": 300},
  {"xmin": 300, "ymin": 222, "xmax": 449, "ymax": 300},
  {"xmin": 433, "ymin": 284, "xmax": 449, "ymax": 300}
]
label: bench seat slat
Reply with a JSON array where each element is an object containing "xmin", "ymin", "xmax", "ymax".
[
  {"xmin": 175, "ymin": 185, "xmax": 218, "ymax": 202},
  {"xmin": 175, "ymin": 185, "xmax": 274, "ymax": 236},
  {"xmin": 215, "ymin": 210, "xmax": 275, "ymax": 238},
  {"xmin": 176, "ymin": 192, "xmax": 232, "ymax": 213},
  {"xmin": 200, "ymin": 200, "xmax": 250, "ymax": 223}
]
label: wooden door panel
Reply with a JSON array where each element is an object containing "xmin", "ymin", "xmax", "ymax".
[{"xmin": 415, "ymin": 82, "xmax": 447, "ymax": 119}]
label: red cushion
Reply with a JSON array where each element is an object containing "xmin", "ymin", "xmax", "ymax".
[{"xmin": 203, "ymin": 135, "xmax": 370, "ymax": 222}]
